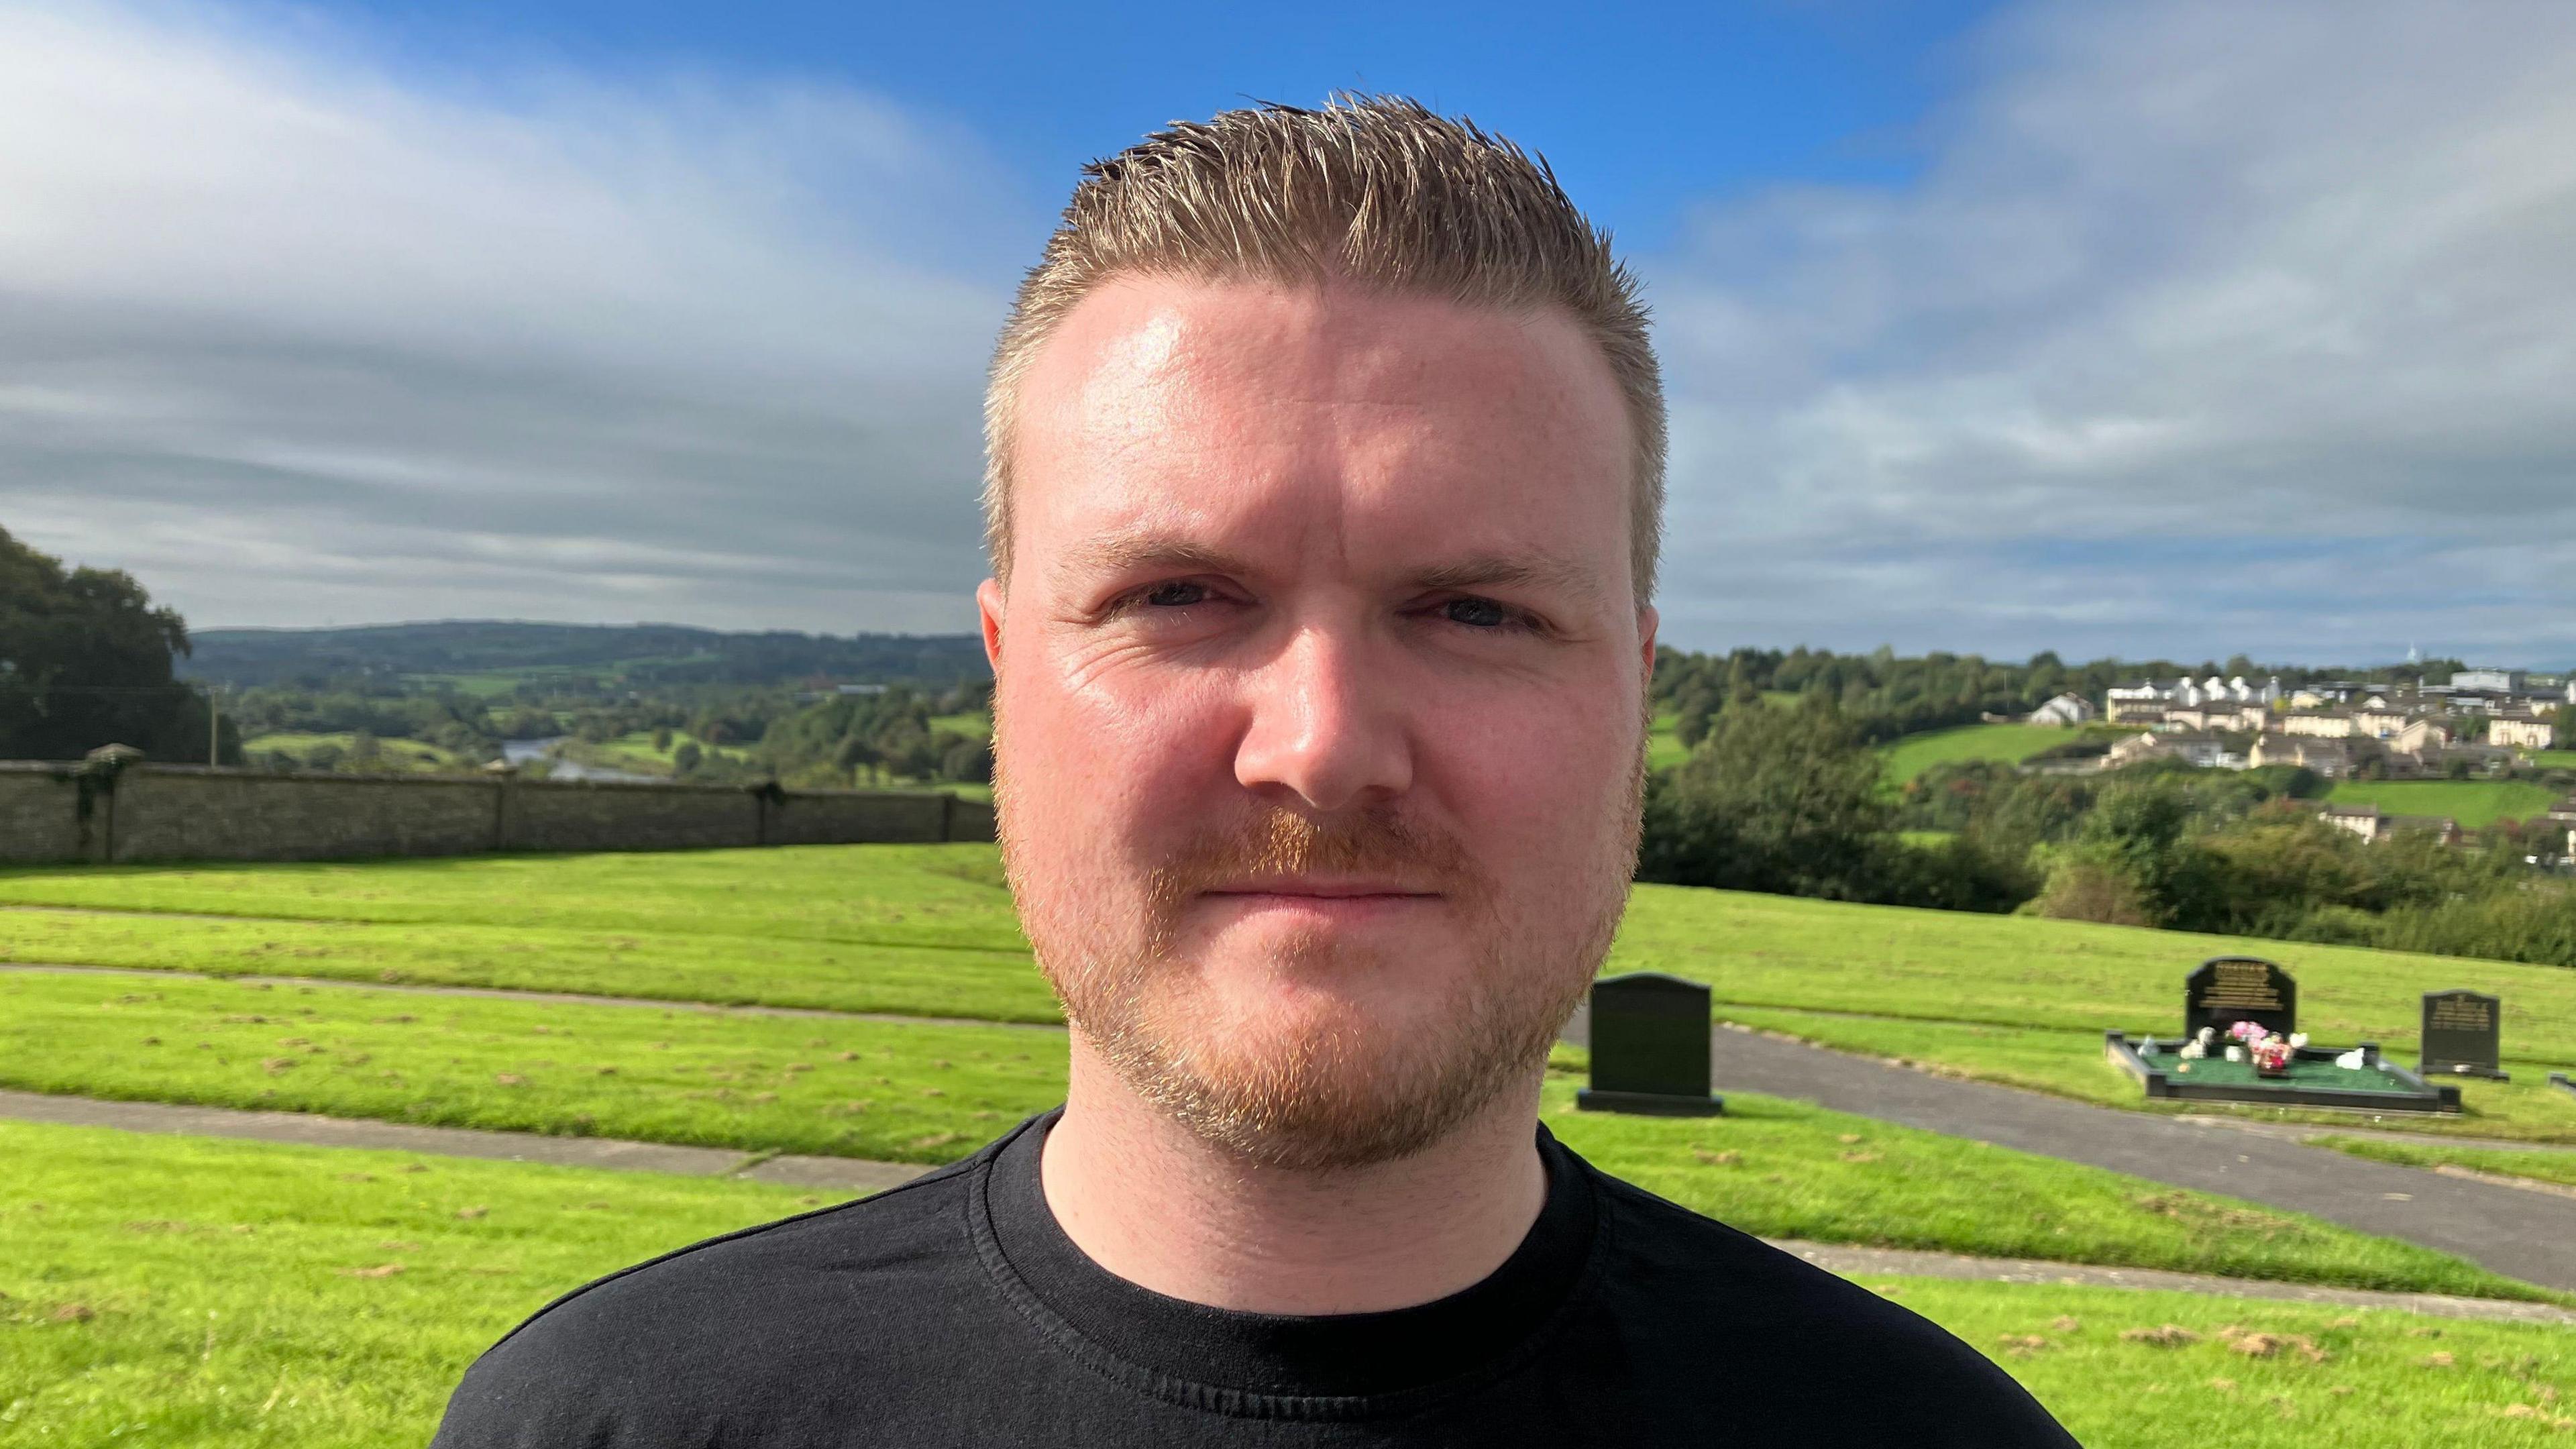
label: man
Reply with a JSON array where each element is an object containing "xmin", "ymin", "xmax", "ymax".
[{"xmin": 434, "ymin": 97, "xmax": 2074, "ymax": 1446}]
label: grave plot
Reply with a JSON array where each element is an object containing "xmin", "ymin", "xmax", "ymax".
[{"xmin": 2103, "ymin": 957, "xmax": 2461, "ymax": 1114}]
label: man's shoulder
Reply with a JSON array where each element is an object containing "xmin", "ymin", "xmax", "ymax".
[
  {"xmin": 431, "ymin": 1155, "xmax": 990, "ymax": 1448},
  {"xmin": 1580, "ymin": 1165, "xmax": 2076, "ymax": 1441}
]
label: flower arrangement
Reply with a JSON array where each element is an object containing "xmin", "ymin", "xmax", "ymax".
[{"xmin": 2224, "ymin": 1020, "xmax": 2298, "ymax": 1075}]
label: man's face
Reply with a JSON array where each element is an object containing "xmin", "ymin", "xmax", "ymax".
[{"xmin": 984, "ymin": 276, "xmax": 1654, "ymax": 1169}]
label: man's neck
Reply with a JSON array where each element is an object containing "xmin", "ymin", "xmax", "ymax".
[{"xmin": 1038, "ymin": 1044, "xmax": 1550, "ymax": 1316}]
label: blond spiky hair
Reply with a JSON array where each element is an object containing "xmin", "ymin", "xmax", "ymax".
[{"xmin": 981, "ymin": 95, "xmax": 1665, "ymax": 604}]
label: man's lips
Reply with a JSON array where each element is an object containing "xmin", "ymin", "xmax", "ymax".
[{"xmin": 1199, "ymin": 877, "xmax": 1442, "ymax": 901}]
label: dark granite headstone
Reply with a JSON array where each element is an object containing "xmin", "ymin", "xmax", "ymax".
[
  {"xmin": 2184, "ymin": 957, "xmax": 2297, "ymax": 1040},
  {"xmin": 1577, "ymin": 972, "xmax": 1723, "ymax": 1116},
  {"xmin": 2420, "ymin": 990, "xmax": 2507, "ymax": 1080}
]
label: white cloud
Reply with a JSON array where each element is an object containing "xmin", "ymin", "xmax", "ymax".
[
  {"xmin": 0, "ymin": 1, "xmax": 1018, "ymax": 631},
  {"xmin": 1648, "ymin": 0, "xmax": 2576, "ymax": 665}
]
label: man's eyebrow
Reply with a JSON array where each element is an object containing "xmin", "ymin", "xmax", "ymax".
[
  {"xmin": 1412, "ymin": 551, "xmax": 1607, "ymax": 602},
  {"xmin": 1053, "ymin": 532, "xmax": 1253, "ymax": 584}
]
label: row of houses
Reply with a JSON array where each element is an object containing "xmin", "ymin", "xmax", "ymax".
[{"xmin": 2080, "ymin": 668, "xmax": 2564, "ymax": 780}]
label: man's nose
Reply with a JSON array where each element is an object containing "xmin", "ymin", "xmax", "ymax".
[{"xmin": 1231, "ymin": 625, "xmax": 1413, "ymax": 813}]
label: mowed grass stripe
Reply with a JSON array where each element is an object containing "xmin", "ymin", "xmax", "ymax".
[
  {"xmin": 1611, "ymin": 886, "xmax": 2576, "ymax": 1070},
  {"xmin": 0, "ymin": 845, "xmax": 1030, "ymax": 951},
  {"xmin": 15, "ymin": 849, "xmax": 2575, "ymax": 1071},
  {"xmin": 0, "ymin": 968, "xmax": 2554, "ymax": 1297},
  {"xmin": 0, "ymin": 906, "xmax": 1061, "ymax": 1024},
  {"xmin": 7, "ymin": 1122, "xmax": 2573, "ymax": 1449},
  {"xmin": 0, "ymin": 972, "xmax": 1067, "ymax": 1165}
]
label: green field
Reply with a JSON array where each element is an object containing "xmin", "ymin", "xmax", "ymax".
[
  {"xmin": 6, "ymin": 1121, "xmax": 2571, "ymax": 1449},
  {"xmin": 1879, "ymin": 722, "xmax": 2085, "ymax": 784},
  {"xmin": 2323, "ymin": 780, "xmax": 2561, "ymax": 829},
  {"xmin": 9, "ymin": 847, "xmax": 2573, "ymax": 1130},
  {"xmin": 2530, "ymin": 751, "xmax": 2576, "ymax": 770},
  {"xmin": 1610, "ymin": 886, "xmax": 2576, "ymax": 1077},
  {"xmin": 241, "ymin": 733, "xmax": 475, "ymax": 774},
  {"xmin": 11, "ymin": 842, "xmax": 2576, "ymax": 1438},
  {"xmin": 0, "ymin": 970, "xmax": 1065, "ymax": 1164},
  {"xmin": 1, "ymin": 966, "xmax": 2513, "ymax": 1291}
]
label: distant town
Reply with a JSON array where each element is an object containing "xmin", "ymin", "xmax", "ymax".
[{"xmin": 2021, "ymin": 667, "xmax": 2575, "ymax": 851}]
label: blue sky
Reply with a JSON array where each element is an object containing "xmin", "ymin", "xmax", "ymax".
[
  {"xmin": 4, "ymin": 0, "xmax": 2573, "ymax": 667},
  {"xmin": 324, "ymin": 0, "xmax": 1993, "ymax": 251}
]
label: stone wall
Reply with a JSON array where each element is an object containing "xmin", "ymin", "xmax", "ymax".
[{"xmin": 0, "ymin": 761, "xmax": 996, "ymax": 865}]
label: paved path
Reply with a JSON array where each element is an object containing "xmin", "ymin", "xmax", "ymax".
[
  {"xmin": 11, "ymin": 1087, "xmax": 2567, "ymax": 1325},
  {"xmin": 1565, "ymin": 1015, "xmax": 2576, "ymax": 1293},
  {"xmin": 0, "ymin": 961, "xmax": 1064, "ymax": 1032}
]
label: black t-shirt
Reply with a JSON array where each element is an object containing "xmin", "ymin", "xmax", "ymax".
[{"xmin": 432, "ymin": 1112, "xmax": 2074, "ymax": 1446}]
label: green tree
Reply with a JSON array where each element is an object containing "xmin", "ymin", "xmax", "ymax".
[
  {"xmin": 1637, "ymin": 700, "xmax": 1895, "ymax": 900},
  {"xmin": 0, "ymin": 525, "xmax": 225, "ymax": 761}
]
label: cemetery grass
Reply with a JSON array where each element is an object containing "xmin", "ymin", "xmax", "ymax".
[
  {"xmin": 13, "ymin": 851, "xmax": 2572, "ymax": 1077},
  {"xmin": 1866, "ymin": 1278, "xmax": 2576, "ymax": 1448},
  {"xmin": 0, "ymin": 1120, "xmax": 833, "ymax": 1449},
  {"xmin": 0, "ymin": 845, "xmax": 1030, "ymax": 953},
  {"xmin": 2321, "ymin": 779, "xmax": 2561, "ymax": 830},
  {"xmin": 0, "ymin": 908, "xmax": 1060, "ymax": 1024},
  {"xmin": 0, "ymin": 960, "xmax": 2552, "ymax": 1297},
  {"xmin": 2308, "ymin": 1136, "xmax": 2576, "ymax": 1191},
  {"xmin": 1612, "ymin": 885, "xmax": 2576, "ymax": 1082},
  {"xmin": 1708, "ymin": 1006, "xmax": 2576, "ymax": 1145},
  {"xmin": 0, "ymin": 971, "xmax": 1069, "ymax": 1165},
  {"xmin": 11, "ymin": 1124, "xmax": 2569, "ymax": 1449}
]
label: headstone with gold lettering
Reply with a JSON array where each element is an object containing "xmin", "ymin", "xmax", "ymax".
[
  {"xmin": 2420, "ymin": 990, "xmax": 2506, "ymax": 1080},
  {"xmin": 2184, "ymin": 957, "xmax": 2297, "ymax": 1040}
]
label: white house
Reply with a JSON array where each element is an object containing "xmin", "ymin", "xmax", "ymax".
[
  {"xmin": 2027, "ymin": 693, "xmax": 2096, "ymax": 727},
  {"xmin": 2490, "ymin": 714, "xmax": 2558, "ymax": 751}
]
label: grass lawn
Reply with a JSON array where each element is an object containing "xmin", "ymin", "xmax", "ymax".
[
  {"xmin": 1872, "ymin": 1278, "xmax": 2576, "ymax": 1446},
  {"xmin": 0, "ymin": 908, "xmax": 1058, "ymax": 1024},
  {"xmin": 0, "ymin": 844, "xmax": 1031, "ymax": 952},
  {"xmin": 1707, "ymin": 1006, "xmax": 2576, "ymax": 1144},
  {"xmin": 2323, "ymin": 780, "xmax": 2561, "ymax": 829},
  {"xmin": 1879, "ymin": 722, "xmax": 2082, "ymax": 784},
  {"xmin": 0, "ymin": 1120, "xmax": 828, "ymax": 1448},
  {"xmin": 5, "ymin": 1122, "xmax": 2571, "ymax": 1449},
  {"xmin": 0, "ymin": 962, "xmax": 2551, "ymax": 1296},
  {"xmin": 928, "ymin": 711, "xmax": 990, "ymax": 739},
  {"xmin": 1611, "ymin": 884, "xmax": 2576, "ymax": 1077},
  {"xmin": 0, "ymin": 971, "xmax": 1067, "ymax": 1165},
  {"xmin": 2528, "ymin": 751, "xmax": 2576, "ymax": 770},
  {"xmin": 2310, "ymin": 1136, "xmax": 2576, "ymax": 1189}
]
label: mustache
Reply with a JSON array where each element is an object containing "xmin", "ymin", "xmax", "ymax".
[{"xmin": 1146, "ymin": 804, "xmax": 1480, "ymax": 902}]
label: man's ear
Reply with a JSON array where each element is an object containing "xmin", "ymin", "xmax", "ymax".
[
  {"xmin": 977, "ymin": 577, "xmax": 1006, "ymax": 674},
  {"xmin": 1636, "ymin": 604, "xmax": 1659, "ymax": 686}
]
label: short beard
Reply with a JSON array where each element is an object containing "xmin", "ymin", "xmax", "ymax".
[{"xmin": 1012, "ymin": 802, "xmax": 1615, "ymax": 1173}]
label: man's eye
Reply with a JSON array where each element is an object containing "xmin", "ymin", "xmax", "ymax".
[
  {"xmin": 1141, "ymin": 581, "xmax": 1211, "ymax": 608},
  {"xmin": 1442, "ymin": 596, "xmax": 1513, "ymax": 628}
]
